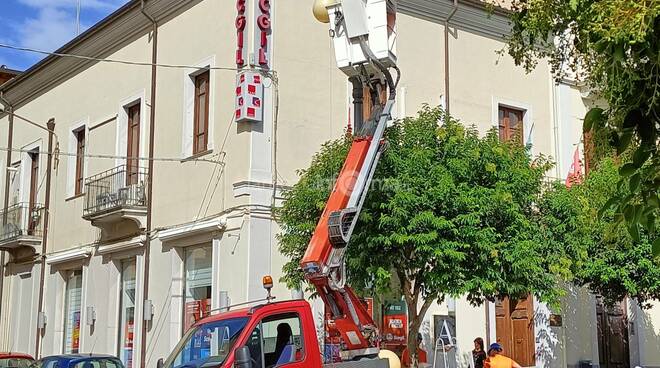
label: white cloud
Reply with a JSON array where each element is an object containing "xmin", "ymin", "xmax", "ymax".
[
  {"xmin": 10, "ymin": 0, "xmax": 127, "ymax": 54},
  {"xmin": 17, "ymin": 0, "xmax": 127, "ymax": 11},
  {"xmin": 0, "ymin": 0, "xmax": 127, "ymax": 69},
  {"xmin": 16, "ymin": 7, "xmax": 76, "ymax": 52}
]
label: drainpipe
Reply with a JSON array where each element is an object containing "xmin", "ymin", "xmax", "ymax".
[
  {"xmin": 140, "ymin": 1, "xmax": 157, "ymax": 367},
  {"xmin": 0, "ymin": 93, "xmax": 13, "ymax": 340},
  {"xmin": 444, "ymin": 0, "xmax": 458, "ymax": 118},
  {"xmin": 34, "ymin": 118, "xmax": 55, "ymax": 358},
  {"xmin": 349, "ymin": 76, "xmax": 364, "ymax": 134}
]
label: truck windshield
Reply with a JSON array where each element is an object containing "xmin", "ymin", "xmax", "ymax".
[
  {"xmin": 0, "ymin": 358, "xmax": 32, "ymax": 368},
  {"xmin": 164, "ymin": 317, "xmax": 249, "ymax": 368}
]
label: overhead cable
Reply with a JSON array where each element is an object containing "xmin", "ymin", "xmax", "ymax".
[
  {"xmin": 0, "ymin": 43, "xmax": 275, "ymax": 76},
  {"xmin": 0, "ymin": 147, "xmax": 224, "ymax": 164}
]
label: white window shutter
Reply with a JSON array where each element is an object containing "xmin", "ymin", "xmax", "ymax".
[
  {"xmin": 67, "ymin": 131, "xmax": 76, "ymax": 197},
  {"xmin": 9, "ymin": 163, "xmax": 21, "ymax": 206},
  {"xmin": 182, "ymin": 74, "xmax": 195, "ymax": 157},
  {"xmin": 117, "ymin": 109, "xmax": 128, "ymax": 168}
]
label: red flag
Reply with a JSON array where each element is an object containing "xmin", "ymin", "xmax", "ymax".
[{"xmin": 566, "ymin": 147, "xmax": 583, "ymax": 188}]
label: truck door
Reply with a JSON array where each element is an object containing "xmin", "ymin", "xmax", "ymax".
[{"xmin": 244, "ymin": 311, "xmax": 308, "ymax": 368}]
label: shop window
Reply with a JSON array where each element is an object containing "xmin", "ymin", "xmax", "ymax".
[
  {"xmin": 184, "ymin": 246, "xmax": 212, "ymax": 331},
  {"xmin": 498, "ymin": 106, "xmax": 525, "ymax": 144},
  {"xmin": 118, "ymin": 260, "xmax": 136, "ymax": 368},
  {"xmin": 245, "ymin": 312, "xmax": 305, "ymax": 368},
  {"xmin": 63, "ymin": 270, "xmax": 83, "ymax": 353}
]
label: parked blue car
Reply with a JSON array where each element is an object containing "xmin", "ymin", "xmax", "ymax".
[{"xmin": 31, "ymin": 355, "xmax": 124, "ymax": 368}]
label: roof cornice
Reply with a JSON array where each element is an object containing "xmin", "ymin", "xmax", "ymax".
[
  {"xmin": 0, "ymin": 0, "xmax": 199, "ymax": 109},
  {"xmin": 398, "ymin": 0, "xmax": 512, "ymax": 40}
]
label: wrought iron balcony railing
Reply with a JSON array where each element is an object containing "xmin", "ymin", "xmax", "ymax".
[
  {"xmin": 83, "ymin": 165, "xmax": 148, "ymax": 218},
  {"xmin": 0, "ymin": 202, "xmax": 44, "ymax": 243}
]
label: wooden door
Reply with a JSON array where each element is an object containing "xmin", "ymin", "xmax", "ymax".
[
  {"xmin": 193, "ymin": 71, "xmax": 210, "ymax": 154},
  {"xmin": 498, "ymin": 106, "xmax": 524, "ymax": 144},
  {"xmin": 74, "ymin": 129, "xmax": 85, "ymax": 195},
  {"xmin": 28, "ymin": 150, "xmax": 39, "ymax": 234},
  {"xmin": 496, "ymin": 295, "xmax": 535, "ymax": 367},
  {"xmin": 126, "ymin": 104, "xmax": 140, "ymax": 185},
  {"xmin": 596, "ymin": 298, "xmax": 630, "ymax": 368}
]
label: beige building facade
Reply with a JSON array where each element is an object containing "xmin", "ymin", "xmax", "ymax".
[{"xmin": 0, "ymin": 0, "xmax": 657, "ymax": 367}]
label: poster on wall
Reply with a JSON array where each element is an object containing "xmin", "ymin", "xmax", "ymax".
[
  {"xmin": 72, "ymin": 311, "xmax": 81, "ymax": 353},
  {"xmin": 382, "ymin": 300, "xmax": 407, "ymax": 351},
  {"xmin": 185, "ymin": 298, "xmax": 213, "ymax": 331},
  {"xmin": 124, "ymin": 320, "xmax": 134, "ymax": 368}
]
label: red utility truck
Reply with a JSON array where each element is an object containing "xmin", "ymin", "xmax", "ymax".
[
  {"xmin": 159, "ymin": 296, "xmax": 389, "ymax": 368},
  {"xmin": 161, "ymin": 0, "xmax": 400, "ymax": 367}
]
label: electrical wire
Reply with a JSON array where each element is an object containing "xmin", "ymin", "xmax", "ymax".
[
  {"xmin": 198, "ymin": 71, "xmax": 281, "ymax": 218},
  {"xmin": 195, "ymin": 110, "xmax": 235, "ymax": 220},
  {"xmin": 0, "ymin": 43, "xmax": 239, "ymax": 72},
  {"xmin": 0, "ymin": 43, "xmax": 278, "ymax": 81},
  {"xmin": 0, "ymin": 147, "xmax": 224, "ymax": 164}
]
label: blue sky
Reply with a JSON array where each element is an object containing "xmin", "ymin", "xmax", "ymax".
[{"xmin": 0, "ymin": 0, "xmax": 130, "ymax": 71}]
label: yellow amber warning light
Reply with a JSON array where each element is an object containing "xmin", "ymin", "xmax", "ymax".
[{"xmin": 262, "ymin": 275, "xmax": 274, "ymax": 290}]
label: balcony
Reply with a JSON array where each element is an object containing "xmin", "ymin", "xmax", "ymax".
[
  {"xmin": 83, "ymin": 165, "xmax": 148, "ymax": 232},
  {"xmin": 0, "ymin": 203, "xmax": 44, "ymax": 256}
]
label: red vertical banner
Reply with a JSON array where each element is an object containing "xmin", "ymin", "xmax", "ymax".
[
  {"xmin": 252, "ymin": 0, "xmax": 272, "ymax": 70},
  {"xmin": 235, "ymin": 0, "xmax": 248, "ymax": 67}
]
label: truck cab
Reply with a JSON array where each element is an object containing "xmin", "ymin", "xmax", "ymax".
[{"xmin": 160, "ymin": 300, "xmax": 323, "ymax": 368}]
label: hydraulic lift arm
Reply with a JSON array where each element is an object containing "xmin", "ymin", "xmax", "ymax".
[{"xmin": 301, "ymin": 0, "xmax": 399, "ymax": 360}]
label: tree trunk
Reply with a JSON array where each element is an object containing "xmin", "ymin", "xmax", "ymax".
[
  {"xmin": 400, "ymin": 271, "xmax": 435, "ymax": 368},
  {"xmin": 406, "ymin": 310, "xmax": 420, "ymax": 368}
]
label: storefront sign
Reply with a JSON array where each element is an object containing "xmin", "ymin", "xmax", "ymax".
[
  {"xmin": 235, "ymin": 70, "xmax": 264, "ymax": 123},
  {"xmin": 253, "ymin": 0, "xmax": 272, "ymax": 69},
  {"xmin": 235, "ymin": 0, "xmax": 248, "ymax": 67},
  {"xmin": 382, "ymin": 301, "xmax": 407, "ymax": 347}
]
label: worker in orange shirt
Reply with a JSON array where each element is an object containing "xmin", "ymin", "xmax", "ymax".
[{"xmin": 484, "ymin": 343, "xmax": 521, "ymax": 368}]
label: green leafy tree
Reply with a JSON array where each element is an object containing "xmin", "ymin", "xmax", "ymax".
[
  {"xmin": 505, "ymin": 0, "xmax": 660, "ymax": 254},
  {"xmin": 539, "ymin": 158, "xmax": 660, "ymax": 305},
  {"xmin": 278, "ymin": 106, "xmax": 575, "ymax": 367}
]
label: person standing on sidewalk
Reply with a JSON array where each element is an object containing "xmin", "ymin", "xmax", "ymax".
[{"xmin": 472, "ymin": 338, "xmax": 487, "ymax": 368}]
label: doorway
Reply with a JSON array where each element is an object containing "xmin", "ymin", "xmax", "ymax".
[
  {"xmin": 596, "ymin": 297, "xmax": 630, "ymax": 368},
  {"xmin": 496, "ymin": 295, "xmax": 535, "ymax": 367}
]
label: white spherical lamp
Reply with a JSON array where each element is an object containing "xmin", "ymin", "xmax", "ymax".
[{"xmin": 312, "ymin": 0, "xmax": 335, "ymax": 23}]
